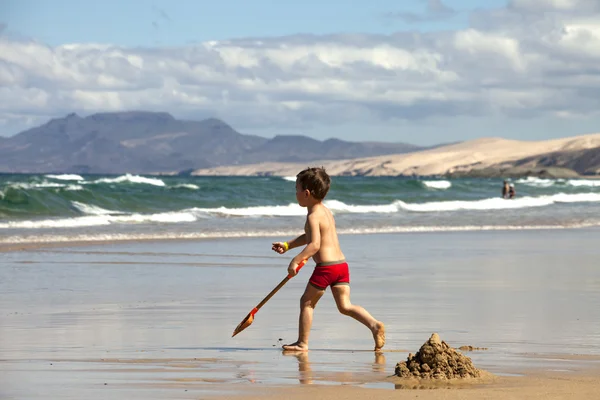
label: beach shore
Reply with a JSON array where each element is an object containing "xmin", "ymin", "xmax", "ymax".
[
  {"xmin": 2, "ymin": 230, "xmax": 600, "ymax": 399},
  {"xmin": 225, "ymin": 369, "xmax": 600, "ymax": 400}
]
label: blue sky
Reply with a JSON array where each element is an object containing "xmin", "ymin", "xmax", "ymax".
[
  {"xmin": 3, "ymin": 0, "xmax": 506, "ymax": 46},
  {"xmin": 1, "ymin": 0, "xmax": 600, "ymax": 145}
]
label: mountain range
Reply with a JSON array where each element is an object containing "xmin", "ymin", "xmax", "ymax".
[
  {"xmin": 3, "ymin": 111, "xmax": 599, "ymax": 177},
  {"xmin": 0, "ymin": 112, "xmax": 426, "ymax": 174}
]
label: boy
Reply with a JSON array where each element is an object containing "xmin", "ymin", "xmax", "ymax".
[{"xmin": 272, "ymin": 167, "xmax": 385, "ymax": 352}]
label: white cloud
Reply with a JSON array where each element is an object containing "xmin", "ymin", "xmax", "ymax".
[
  {"xmin": 509, "ymin": 0, "xmax": 600, "ymax": 12},
  {"xmin": 1, "ymin": 2, "xmax": 600, "ymax": 136}
]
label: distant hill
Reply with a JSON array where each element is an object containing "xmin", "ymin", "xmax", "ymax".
[
  {"xmin": 191, "ymin": 134, "xmax": 600, "ymax": 178},
  {"xmin": 0, "ymin": 111, "xmax": 427, "ymax": 174}
]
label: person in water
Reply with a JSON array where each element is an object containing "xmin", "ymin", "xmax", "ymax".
[
  {"xmin": 508, "ymin": 183, "xmax": 516, "ymax": 199},
  {"xmin": 502, "ymin": 180, "xmax": 511, "ymax": 199},
  {"xmin": 272, "ymin": 167, "xmax": 385, "ymax": 352}
]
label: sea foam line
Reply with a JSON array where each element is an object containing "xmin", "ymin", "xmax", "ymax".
[{"xmin": 2, "ymin": 222, "xmax": 600, "ymax": 245}]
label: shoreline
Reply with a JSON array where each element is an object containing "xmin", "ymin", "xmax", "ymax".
[
  {"xmin": 2, "ymin": 224, "xmax": 600, "ymax": 253},
  {"xmin": 218, "ymin": 370, "xmax": 600, "ymax": 400},
  {"xmin": 3, "ymin": 352, "xmax": 598, "ymax": 399}
]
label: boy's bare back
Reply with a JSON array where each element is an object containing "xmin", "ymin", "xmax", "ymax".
[{"xmin": 305, "ymin": 203, "xmax": 344, "ymax": 265}]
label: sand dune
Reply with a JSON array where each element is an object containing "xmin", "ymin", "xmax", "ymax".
[{"xmin": 192, "ymin": 133, "xmax": 600, "ymax": 177}]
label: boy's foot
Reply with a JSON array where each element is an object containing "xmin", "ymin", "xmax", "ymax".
[
  {"xmin": 372, "ymin": 321, "xmax": 386, "ymax": 352},
  {"xmin": 282, "ymin": 341, "xmax": 309, "ymax": 352}
]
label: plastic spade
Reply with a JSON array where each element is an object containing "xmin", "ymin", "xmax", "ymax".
[{"xmin": 232, "ymin": 260, "xmax": 306, "ymax": 337}]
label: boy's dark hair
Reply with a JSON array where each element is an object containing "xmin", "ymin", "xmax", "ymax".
[{"xmin": 296, "ymin": 167, "xmax": 331, "ymax": 200}]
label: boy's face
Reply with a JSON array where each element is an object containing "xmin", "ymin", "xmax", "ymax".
[{"xmin": 295, "ymin": 181, "xmax": 310, "ymax": 207}]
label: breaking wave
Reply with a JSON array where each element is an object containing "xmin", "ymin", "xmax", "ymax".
[{"xmin": 421, "ymin": 180, "xmax": 452, "ymax": 190}]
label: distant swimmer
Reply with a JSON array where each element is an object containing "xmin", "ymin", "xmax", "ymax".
[
  {"xmin": 502, "ymin": 180, "xmax": 510, "ymax": 199},
  {"xmin": 509, "ymin": 183, "xmax": 516, "ymax": 199}
]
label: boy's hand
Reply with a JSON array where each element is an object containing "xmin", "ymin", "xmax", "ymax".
[
  {"xmin": 272, "ymin": 242, "xmax": 288, "ymax": 254},
  {"xmin": 288, "ymin": 260, "xmax": 300, "ymax": 277}
]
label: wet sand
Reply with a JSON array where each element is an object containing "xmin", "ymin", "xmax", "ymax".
[{"xmin": 1, "ymin": 229, "xmax": 600, "ymax": 399}]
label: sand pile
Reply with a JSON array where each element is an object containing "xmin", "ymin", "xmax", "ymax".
[{"xmin": 395, "ymin": 333, "xmax": 483, "ymax": 380}]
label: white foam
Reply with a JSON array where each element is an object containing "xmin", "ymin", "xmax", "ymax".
[
  {"xmin": 2, "ymin": 221, "xmax": 600, "ymax": 244},
  {"xmin": 71, "ymin": 202, "xmax": 195, "ymax": 223},
  {"xmin": 566, "ymin": 179, "xmax": 600, "ymax": 187},
  {"xmin": 45, "ymin": 174, "xmax": 84, "ymax": 181},
  {"xmin": 0, "ymin": 190, "xmax": 4, "ymax": 200},
  {"xmin": 396, "ymin": 192, "xmax": 600, "ymax": 212},
  {"xmin": 422, "ymin": 180, "xmax": 452, "ymax": 190},
  {"xmin": 551, "ymin": 193, "xmax": 600, "ymax": 203},
  {"xmin": 173, "ymin": 192, "xmax": 600, "ymax": 218},
  {"xmin": 515, "ymin": 177, "xmax": 557, "ymax": 188},
  {"xmin": 170, "ymin": 184, "xmax": 200, "ymax": 190},
  {"xmin": 110, "ymin": 211, "xmax": 197, "ymax": 223},
  {"xmin": 64, "ymin": 185, "xmax": 84, "ymax": 191},
  {"xmin": 325, "ymin": 199, "xmax": 399, "ymax": 213},
  {"xmin": 396, "ymin": 197, "xmax": 553, "ymax": 212},
  {"xmin": 10, "ymin": 181, "xmax": 65, "ymax": 189},
  {"xmin": 516, "ymin": 177, "xmax": 600, "ymax": 188},
  {"xmin": 0, "ymin": 216, "xmax": 111, "ymax": 229},
  {"xmin": 282, "ymin": 176, "xmax": 297, "ymax": 182},
  {"xmin": 90, "ymin": 174, "xmax": 166, "ymax": 187},
  {"xmin": 0, "ymin": 210, "xmax": 197, "ymax": 229},
  {"xmin": 71, "ymin": 201, "xmax": 122, "ymax": 215},
  {"xmin": 193, "ymin": 203, "xmax": 305, "ymax": 217}
]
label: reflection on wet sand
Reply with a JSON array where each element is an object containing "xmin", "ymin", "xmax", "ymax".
[
  {"xmin": 283, "ymin": 350, "xmax": 387, "ymax": 385},
  {"xmin": 283, "ymin": 352, "xmax": 313, "ymax": 384}
]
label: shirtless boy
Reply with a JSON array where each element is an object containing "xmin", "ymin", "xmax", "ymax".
[{"xmin": 272, "ymin": 167, "xmax": 385, "ymax": 352}]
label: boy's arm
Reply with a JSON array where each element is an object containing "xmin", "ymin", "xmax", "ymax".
[
  {"xmin": 272, "ymin": 234, "xmax": 306, "ymax": 254},
  {"xmin": 286, "ymin": 234, "xmax": 307, "ymax": 249},
  {"xmin": 291, "ymin": 214, "xmax": 320, "ymax": 265}
]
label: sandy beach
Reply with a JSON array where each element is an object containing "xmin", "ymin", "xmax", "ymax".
[{"xmin": 2, "ymin": 229, "xmax": 600, "ymax": 399}]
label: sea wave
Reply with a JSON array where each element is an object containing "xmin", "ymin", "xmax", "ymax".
[
  {"xmin": 516, "ymin": 177, "xmax": 600, "ymax": 188},
  {"xmin": 2, "ymin": 222, "xmax": 600, "ymax": 245},
  {"xmin": 71, "ymin": 201, "xmax": 123, "ymax": 215},
  {"xmin": 64, "ymin": 185, "xmax": 85, "ymax": 191},
  {"xmin": 567, "ymin": 179, "xmax": 600, "ymax": 187},
  {"xmin": 3, "ymin": 192, "xmax": 600, "ymax": 230},
  {"xmin": 45, "ymin": 174, "xmax": 84, "ymax": 181},
  {"xmin": 89, "ymin": 174, "xmax": 166, "ymax": 187},
  {"xmin": 7, "ymin": 181, "xmax": 66, "ymax": 189},
  {"xmin": 396, "ymin": 193, "xmax": 600, "ymax": 212},
  {"xmin": 170, "ymin": 184, "xmax": 200, "ymax": 190},
  {"xmin": 0, "ymin": 210, "xmax": 198, "ymax": 229},
  {"xmin": 515, "ymin": 177, "xmax": 557, "ymax": 188},
  {"xmin": 193, "ymin": 203, "xmax": 305, "ymax": 217},
  {"xmin": 422, "ymin": 180, "xmax": 452, "ymax": 190},
  {"xmin": 162, "ymin": 192, "xmax": 600, "ymax": 217}
]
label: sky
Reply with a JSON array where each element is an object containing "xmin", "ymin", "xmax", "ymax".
[{"xmin": 1, "ymin": 0, "xmax": 600, "ymax": 145}]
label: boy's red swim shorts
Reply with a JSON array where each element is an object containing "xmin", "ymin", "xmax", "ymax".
[{"xmin": 309, "ymin": 260, "xmax": 350, "ymax": 290}]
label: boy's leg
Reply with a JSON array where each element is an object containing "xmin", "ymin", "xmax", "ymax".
[
  {"xmin": 331, "ymin": 285, "xmax": 385, "ymax": 351},
  {"xmin": 282, "ymin": 282, "xmax": 325, "ymax": 352}
]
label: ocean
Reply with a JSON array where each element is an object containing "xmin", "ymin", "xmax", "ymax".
[{"xmin": 2, "ymin": 173, "xmax": 600, "ymax": 244}]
